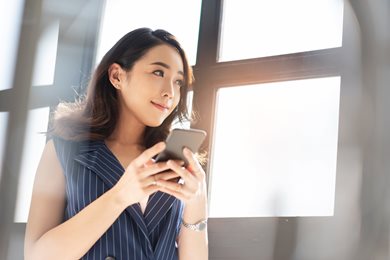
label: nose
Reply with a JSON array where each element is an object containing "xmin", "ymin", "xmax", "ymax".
[{"xmin": 161, "ymin": 78, "xmax": 175, "ymax": 98}]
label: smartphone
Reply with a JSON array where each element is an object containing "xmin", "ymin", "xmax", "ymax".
[{"xmin": 155, "ymin": 128, "xmax": 207, "ymax": 166}]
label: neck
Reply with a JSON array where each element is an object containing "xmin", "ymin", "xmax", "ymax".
[{"xmin": 106, "ymin": 109, "xmax": 145, "ymax": 148}]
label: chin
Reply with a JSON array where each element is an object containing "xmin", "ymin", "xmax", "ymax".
[{"xmin": 144, "ymin": 118, "xmax": 165, "ymax": 128}]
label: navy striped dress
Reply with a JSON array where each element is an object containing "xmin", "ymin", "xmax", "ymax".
[{"xmin": 52, "ymin": 136, "xmax": 184, "ymax": 260}]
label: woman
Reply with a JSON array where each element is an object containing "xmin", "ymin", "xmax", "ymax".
[{"xmin": 24, "ymin": 28, "xmax": 208, "ymax": 260}]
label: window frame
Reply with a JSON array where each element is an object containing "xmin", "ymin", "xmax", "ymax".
[
  {"xmin": 192, "ymin": 0, "xmax": 343, "ymax": 193},
  {"xmin": 191, "ymin": 1, "xmax": 346, "ymax": 258}
]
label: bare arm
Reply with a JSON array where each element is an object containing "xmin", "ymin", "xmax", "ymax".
[
  {"xmin": 24, "ymin": 140, "xmax": 171, "ymax": 260},
  {"xmin": 177, "ymin": 196, "xmax": 208, "ymax": 260}
]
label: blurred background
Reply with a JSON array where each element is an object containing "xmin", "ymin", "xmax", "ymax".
[{"xmin": 0, "ymin": 0, "xmax": 389, "ymax": 259}]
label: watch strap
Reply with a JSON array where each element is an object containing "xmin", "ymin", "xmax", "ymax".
[{"xmin": 182, "ymin": 218, "xmax": 208, "ymax": 231}]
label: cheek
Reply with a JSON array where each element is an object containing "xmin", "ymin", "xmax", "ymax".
[
  {"xmin": 167, "ymin": 91, "xmax": 181, "ymax": 115},
  {"xmin": 173, "ymin": 91, "xmax": 181, "ymax": 107}
]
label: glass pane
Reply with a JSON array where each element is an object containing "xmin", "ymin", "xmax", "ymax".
[
  {"xmin": 31, "ymin": 20, "xmax": 60, "ymax": 86},
  {"xmin": 96, "ymin": 0, "xmax": 202, "ymax": 66},
  {"xmin": 0, "ymin": 112, "xmax": 9, "ymax": 182},
  {"xmin": 0, "ymin": 0, "xmax": 24, "ymax": 91},
  {"xmin": 219, "ymin": 0, "xmax": 344, "ymax": 61},
  {"xmin": 14, "ymin": 107, "xmax": 50, "ymax": 223},
  {"xmin": 171, "ymin": 90, "xmax": 193, "ymax": 130},
  {"xmin": 209, "ymin": 77, "xmax": 341, "ymax": 217}
]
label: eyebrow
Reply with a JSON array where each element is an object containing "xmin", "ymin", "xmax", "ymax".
[{"xmin": 150, "ymin": 61, "xmax": 184, "ymax": 76}]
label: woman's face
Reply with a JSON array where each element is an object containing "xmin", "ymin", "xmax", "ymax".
[{"xmin": 116, "ymin": 44, "xmax": 184, "ymax": 127}]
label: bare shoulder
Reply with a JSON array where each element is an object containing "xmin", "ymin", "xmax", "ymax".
[
  {"xmin": 41, "ymin": 139, "xmax": 60, "ymax": 166},
  {"xmin": 33, "ymin": 139, "xmax": 65, "ymax": 195},
  {"xmin": 25, "ymin": 139, "xmax": 66, "ymax": 247}
]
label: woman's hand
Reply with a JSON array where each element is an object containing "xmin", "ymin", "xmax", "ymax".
[
  {"xmin": 112, "ymin": 142, "xmax": 180, "ymax": 208},
  {"xmin": 156, "ymin": 147, "xmax": 207, "ymax": 205}
]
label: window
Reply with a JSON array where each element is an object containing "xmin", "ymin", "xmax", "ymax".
[
  {"xmin": 31, "ymin": 20, "xmax": 60, "ymax": 86},
  {"xmin": 209, "ymin": 77, "xmax": 341, "ymax": 217},
  {"xmin": 219, "ymin": 0, "xmax": 344, "ymax": 61},
  {"xmin": 0, "ymin": 0, "xmax": 24, "ymax": 91},
  {"xmin": 172, "ymin": 91, "xmax": 194, "ymax": 130},
  {"xmin": 193, "ymin": 0, "xmax": 344, "ymax": 219},
  {"xmin": 0, "ymin": 112, "xmax": 9, "ymax": 181},
  {"xmin": 96, "ymin": 0, "xmax": 202, "ymax": 66}
]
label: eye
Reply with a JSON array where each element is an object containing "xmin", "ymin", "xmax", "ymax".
[
  {"xmin": 153, "ymin": 70, "xmax": 164, "ymax": 77},
  {"xmin": 175, "ymin": 79, "xmax": 184, "ymax": 88}
]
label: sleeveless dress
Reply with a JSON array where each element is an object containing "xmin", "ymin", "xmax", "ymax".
[{"xmin": 52, "ymin": 136, "xmax": 184, "ymax": 260}]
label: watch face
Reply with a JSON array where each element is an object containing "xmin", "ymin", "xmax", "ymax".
[{"xmin": 198, "ymin": 222, "xmax": 206, "ymax": 231}]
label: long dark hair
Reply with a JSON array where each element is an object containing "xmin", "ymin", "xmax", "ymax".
[{"xmin": 49, "ymin": 28, "xmax": 193, "ymax": 148}]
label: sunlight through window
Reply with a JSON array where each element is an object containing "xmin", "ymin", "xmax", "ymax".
[
  {"xmin": 0, "ymin": 112, "xmax": 9, "ymax": 182},
  {"xmin": 219, "ymin": 0, "xmax": 344, "ymax": 61},
  {"xmin": 96, "ymin": 0, "xmax": 202, "ymax": 66},
  {"xmin": 31, "ymin": 20, "xmax": 59, "ymax": 86},
  {"xmin": 0, "ymin": 0, "xmax": 24, "ymax": 91},
  {"xmin": 209, "ymin": 77, "xmax": 341, "ymax": 217}
]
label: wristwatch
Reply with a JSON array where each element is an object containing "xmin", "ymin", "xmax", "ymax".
[{"xmin": 182, "ymin": 218, "xmax": 208, "ymax": 231}]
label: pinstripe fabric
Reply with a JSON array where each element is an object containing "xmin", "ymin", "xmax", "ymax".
[{"xmin": 52, "ymin": 136, "xmax": 184, "ymax": 260}]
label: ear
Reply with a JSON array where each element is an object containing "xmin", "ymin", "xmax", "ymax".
[{"xmin": 108, "ymin": 63, "xmax": 125, "ymax": 90}]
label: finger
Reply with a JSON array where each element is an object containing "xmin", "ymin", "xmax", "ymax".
[
  {"xmin": 183, "ymin": 147, "xmax": 204, "ymax": 178},
  {"xmin": 172, "ymin": 159, "xmax": 185, "ymax": 166},
  {"xmin": 141, "ymin": 174, "xmax": 160, "ymax": 187},
  {"xmin": 143, "ymin": 158, "xmax": 156, "ymax": 167},
  {"xmin": 158, "ymin": 185, "xmax": 187, "ymax": 201},
  {"xmin": 144, "ymin": 183, "xmax": 160, "ymax": 195},
  {"xmin": 133, "ymin": 142, "xmax": 166, "ymax": 168},
  {"xmin": 156, "ymin": 179, "xmax": 192, "ymax": 198},
  {"xmin": 139, "ymin": 161, "xmax": 171, "ymax": 178},
  {"xmin": 141, "ymin": 171, "xmax": 180, "ymax": 187},
  {"xmin": 154, "ymin": 171, "xmax": 180, "ymax": 181},
  {"xmin": 150, "ymin": 159, "xmax": 184, "ymax": 167},
  {"xmin": 167, "ymin": 160, "xmax": 195, "ymax": 182}
]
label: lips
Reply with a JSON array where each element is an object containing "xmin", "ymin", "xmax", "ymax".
[{"xmin": 151, "ymin": 101, "xmax": 171, "ymax": 111}]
